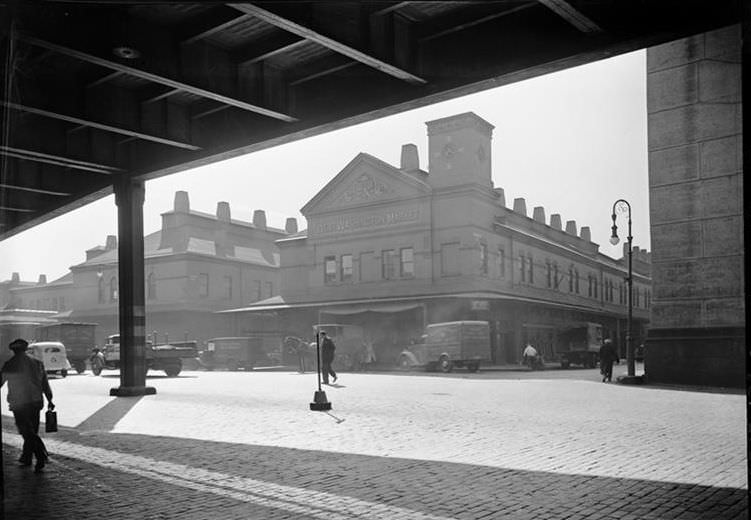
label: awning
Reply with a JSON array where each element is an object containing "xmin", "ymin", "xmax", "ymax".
[{"xmin": 321, "ymin": 303, "xmax": 423, "ymax": 315}]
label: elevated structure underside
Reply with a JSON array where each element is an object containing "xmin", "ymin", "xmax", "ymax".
[{"xmin": 0, "ymin": 1, "xmax": 741, "ymax": 240}]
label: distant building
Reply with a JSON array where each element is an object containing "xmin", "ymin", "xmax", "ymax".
[
  {"xmin": 8, "ymin": 192, "xmax": 295, "ymax": 346},
  {"xmin": 223, "ymin": 112, "xmax": 651, "ymax": 366}
]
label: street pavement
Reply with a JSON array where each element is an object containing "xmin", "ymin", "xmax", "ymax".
[{"xmin": 0, "ymin": 365, "xmax": 746, "ymax": 519}]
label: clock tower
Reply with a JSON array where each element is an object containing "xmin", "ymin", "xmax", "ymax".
[{"xmin": 426, "ymin": 112, "xmax": 494, "ymax": 189}]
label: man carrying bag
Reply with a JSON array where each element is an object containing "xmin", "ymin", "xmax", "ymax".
[{"xmin": 1, "ymin": 339, "xmax": 55, "ymax": 473}]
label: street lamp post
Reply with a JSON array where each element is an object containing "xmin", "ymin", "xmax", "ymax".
[{"xmin": 610, "ymin": 199, "xmax": 634, "ymax": 377}]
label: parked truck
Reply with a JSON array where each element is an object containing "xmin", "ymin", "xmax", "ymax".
[
  {"xmin": 557, "ymin": 322, "xmax": 603, "ymax": 368},
  {"xmin": 398, "ymin": 321, "xmax": 491, "ymax": 373},
  {"xmin": 201, "ymin": 336, "xmax": 278, "ymax": 371},
  {"xmin": 35, "ymin": 322, "xmax": 97, "ymax": 374},
  {"xmin": 103, "ymin": 334, "xmax": 198, "ymax": 377}
]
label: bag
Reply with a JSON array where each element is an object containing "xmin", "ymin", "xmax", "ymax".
[{"xmin": 45, "ymin": 410, "xmax": 58, "ymax": 433}]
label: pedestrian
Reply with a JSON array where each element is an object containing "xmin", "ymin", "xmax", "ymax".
[
  {"xmin": 320, "ymin": 331, "xmax": 337, "ymax": 384},
  {"xmin": 599, "ymin": 338, "xmax": 619, "ymax": 382},
  {"xmin": 1, "ymin": 338, "xmax": 55, "ymax": 472}
]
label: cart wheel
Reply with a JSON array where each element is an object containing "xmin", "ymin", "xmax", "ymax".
[
  {"xmin": 75, "ymin": 361, "xmax": 86, "ymax": 374},
  {"xmin": 438, "ymin": 356, "xmax": 453, "ymax": 373},
  {"xmin": 92, "ymin": 366, "xmax": 102, "ymax": 376}
]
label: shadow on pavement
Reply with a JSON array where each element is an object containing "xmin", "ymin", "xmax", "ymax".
[
  {"xmin": 75, "ymin": 396, "xmax": 144, "ymax": 432},
  {"xmin": 1, "ymin": 430, "xmax": 747, "ymax": 520}
]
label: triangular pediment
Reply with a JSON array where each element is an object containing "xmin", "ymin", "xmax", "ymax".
[{"xmin": 302, "ymin": 153, "xmax": 430, "ymax": 216}]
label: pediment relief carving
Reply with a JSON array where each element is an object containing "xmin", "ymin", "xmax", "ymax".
[{"xmin": 331, "ymin": 172, "xmax": 395, "ymax": 207}]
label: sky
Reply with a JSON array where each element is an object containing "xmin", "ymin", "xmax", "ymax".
[{"xmin": 0, "ymin": 50, "xmax": 649, "ymax": 283}]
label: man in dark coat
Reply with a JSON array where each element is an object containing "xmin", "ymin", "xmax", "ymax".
[
  {"xmin": 599, "ymin": 338, "xmax": 619, "ymax": 383},
  {"xmin": 320, "ymin": 332, "xmax": 337, "ymax": 384},
  {"xmin": 1, "ymin": 338, "xmax": 55, "ymax": 472}
]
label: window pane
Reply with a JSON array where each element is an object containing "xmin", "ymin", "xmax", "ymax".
[
  {"xmin": 324, "ymin": 256, "xmax": 336, "ymax": 283},
  {"xmin": 400, "ymin": 248, "xmax": 414, "ymax": 277},
  {"xmin": 382, "ymin": 250, "xmax": 396, "ymax": 279},
  {"xmin": 441, "ymin": 243, "xmax": 459, "ymax": 276},
  {"xmin": 198, "ymin": 273, "xmax": 209, "ymax": 297},
  {"xmin": 341, "ymin": 254, "xmax": 353, "ymax": 282}
]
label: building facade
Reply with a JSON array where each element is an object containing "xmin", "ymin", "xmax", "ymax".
[
  {"xmin": 645, "ymin": 24, "xmax": 744, "ymax": 387},
  {"xmin": 7, "ymin": 192, "xmax": 294, "ymax": 347},
  {"xmin": 227, "ymin": 112, "xmax": 651, "ymax": 366}
]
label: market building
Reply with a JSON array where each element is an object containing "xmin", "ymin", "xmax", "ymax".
[
  {"xmin": 222, "ymin": 112, "xmax": 652, "ymax": 367},
  {"xmin": 6, "ymin": 192, "xmax": 294, "ymax": 347}
]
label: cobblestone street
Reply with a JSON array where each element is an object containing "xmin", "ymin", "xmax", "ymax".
[{"xmin": 2, "ymin": 369, "xmax": 747, "ymax": 519}]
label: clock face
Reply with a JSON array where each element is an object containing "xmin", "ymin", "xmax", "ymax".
[{"xmin": 442, "ymin": 143, "xmax": 457, "ymax": 159}]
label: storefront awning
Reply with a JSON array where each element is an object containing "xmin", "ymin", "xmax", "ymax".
[{"xmin": 321, "ymin": 303, "xmax": 423, "ymax": 315}]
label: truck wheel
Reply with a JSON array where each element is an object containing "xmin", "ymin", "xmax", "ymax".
[
  {"xmin": 561, "ymin": 361, "xmax": 570, "ymax": 369},
  {"xmin": 164, "ymin": 364, "xmax": 181, "ymax": 377},
  {"xmin": 399, "ymin": 356, "xmax": 411, "ymax": 370},
  {"xmin": 74, "ymin": 361, "xmax": 86, "ymax": 374},
  {"xmin": 227, "ymin": 359, "xmax": 238, "ymax": 371},
  {"xmin": 438, "ymin": 356, "xmax": 453, "ymax": 373},
  {"xmin": 60, "ymin": 369, "xmax": 67, "ymax": 378},
  {"xmin": 467, "ymin": 363, "xmax": 479, "ymax": 373},
  {"xmin": 92, "ymin": 366, "xmax": 102, "ymax": 376}
]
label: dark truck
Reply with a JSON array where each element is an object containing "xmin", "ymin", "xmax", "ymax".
[
  {"xmin": 35, "ymin": 322, "xmax": 97, "ymax": 374},
  {"xmin": 558, "ymin": 322, "xmax": 603, "ymax": 368},
  {"xmin": 103, "ymin": 334, "xmax": 198, "ymax": 377},
  {"xmin": 201, "ymin": 336, "xmax": 279, "ymax": 371}
]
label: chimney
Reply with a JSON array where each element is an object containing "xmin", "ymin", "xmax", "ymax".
[
  {"xmin": 532, "ymin": 206, "xmax": 545, "ymax": 223},
  {"xmin": 38, "ymin": 274, "xmax": 47, "ymax": 285},
  {"xmin": 580, "ymin": 226, "xmax": 591, "ymax": 242},
  {"xmin": 11, "ymin": 272, "xmax": 19, "ymax": 283},
  {"xmin": 513, "ymin": 198, "xmax": 527, "ymax": 216},
  {"xmin": 400, "ymin": 144, "xmax": 419, "ymax": 171},
  {"xmin": 285, "ymin": 218, "xmax": 298, "ymax": 234},
  {"xmin": 550, "ymin": 214, "xmax": 562, "ymax": 230},
  {"xmin": 216, "ymin": 201, "xmax": 231, "ymax": 222},
  {"xmin": 174, "ymin": 191, "xmax": 190, "ymax": 213},
  {"xmin": 105, "ymin": 235, "xmax": 117, "ymax": 250},
  {"xmin": 253, "ymin": 210, "xmax": 267, "ymax": 230},
  {"xmin": 565, "ymin": 220, "xmax": 577, "ymax": 235},
  {"xmin": 494, "ymin": 188, "xmax": 506, "ymax": 207}
]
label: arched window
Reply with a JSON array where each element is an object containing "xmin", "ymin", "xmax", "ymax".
[
  {"xmin": 110, "ymin": 277, "xmax": 118, "ymax": 302},
  {"xmin": 147, "ymin": 272, "xmax": 157, "ymax": 300},
  {"xmin": 98, "ymin": 277, "xmax": 106, "ymax": 303}
]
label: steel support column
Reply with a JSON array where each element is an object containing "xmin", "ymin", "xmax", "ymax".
[{"xmin": 110, "ymin": 176, "xmax": 156, "ymax": 396}]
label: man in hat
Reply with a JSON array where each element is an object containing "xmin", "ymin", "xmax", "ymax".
[
  {"xmin": 599, "ymin": 338, "xmax": 619, "ymax": 383},
  {"xmin": 1, "ymin": 338, "xmax": 54, "ymax": 472},
  {"xmin": 320, "ymin": 331, "xmax": 337, "ymax": 384}
]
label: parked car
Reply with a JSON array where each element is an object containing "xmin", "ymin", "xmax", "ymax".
[{"xmin": 28, "ymin": 341, "xmax": 72, "ymax": 377}]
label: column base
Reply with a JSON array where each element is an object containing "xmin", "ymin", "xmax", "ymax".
[{"xmin": 110, "ymin": 386, "xmax": 157, "ymax": 397}]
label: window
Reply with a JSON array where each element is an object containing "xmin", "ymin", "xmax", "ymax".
[
  {"xmin": 593, "ymin": 277, "xmax": 598, "ymax": 299},
  {"xmin": 546, "ymin": 260, "xmax": 552, "ymax": 288},
  {"xmin": 147, "ymin": 272, "xmax": 157, "ymax": 300},
  {"xmin": 497, "ymin": 248, "xmax": 505, "ymax": 278},
  {"xmin": 109, "ymin": 277, "xmax": 118, "ymax": 302},
  {"xmin": 588, "ymin": 275, "xmax": 593, "ymax": 297},
  {"xmin": 266, "ymin": 281, "xmax": 273, "ymax": 298},
  {"xmin": 223, "ymin": 275, "xmax": 232, "ymax": 300},
  {"xmin": 341, "ymin": 254, "xmax": 353, "ymax": 282},
  {"xmin": 255, "ymin": 280, "xmax": 262, "ymax": 301},
  {"xmin": 360, "ymin": 252, "xmax": 376, "ymax": 282},
  {"xmin": 198, "ymin": 273, "xmax": 209, "ymax": 297},
  {"xmin": 553, "ymin": 263, "xmax": 559, "ymax": 290},
  {"xmin": 527, "ymin": 255, "xmax": 534, "ymax": 284},
  {"xmin": 441, "ymin": 243, "xmax": 459, "ymax": 276},
  {"xmin": 575, "ymin": 269, "xmax": 580, "ymax": 294},
  {"xmin": 324, "ymin": 256, "xmax": 337, "ymax": 284},
  {"xmin": 98, "ymin": 277, "xmax": 106, "ymax": 303},
  {"xmin": 568, "ymin": 266, "xmax": 574, "ymax": 292},
  {"xmin": 59, "ymin": 297, "xmax": 65, "ymax": 311},
  {"xmin": 382, "ymin": 249, "xmax": 397, "ymax": 279},
  {"xmin": 519, "ymin": 255, "xmax": 526, "ymax": 282},
  {"xmin": 479, "ymin": 244, "xmax": 488, "ymax": 276},
  {"xmin": 400, "ymin": 248, "xmax": 414, "ymax": 278}
]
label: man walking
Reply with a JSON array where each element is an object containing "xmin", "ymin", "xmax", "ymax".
[
  {"xmin": 320, "ymin": 332, "xmax": 337, "ymax": 384},
  {"xmin": 1, "ymin": 338, "xmax": 54, "ymax": 472},
  {"xmin": 599, "ymin": 338, "xmax": 619, "ymax": 383}
]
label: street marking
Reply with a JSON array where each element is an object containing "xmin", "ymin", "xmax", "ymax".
[{"xmin": 4, "ymin": 433, "xmax": 455, "ymax": 520}]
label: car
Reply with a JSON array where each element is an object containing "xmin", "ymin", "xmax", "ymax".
[{"xmin": 28, "ymin": 341, "xmax": 72, "ymax": 377}]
